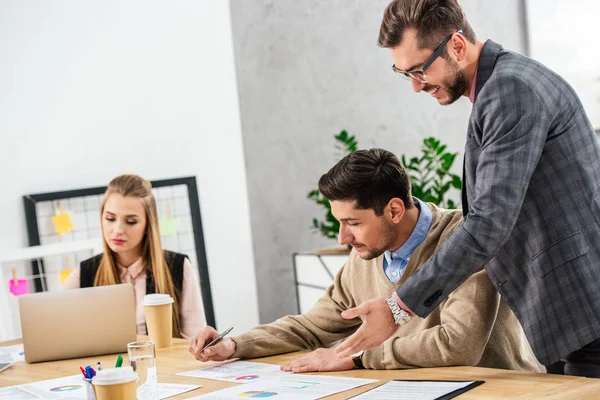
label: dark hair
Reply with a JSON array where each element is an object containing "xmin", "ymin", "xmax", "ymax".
[
  {"xmin": 318, "ymin": 148, "xmax": 413, "ymax": 216},
  {"xmin": 378, "ymin": 0, "xmax": 476, "ymax": 51}
]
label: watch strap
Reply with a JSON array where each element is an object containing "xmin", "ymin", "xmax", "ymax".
[{"xmin": 352, "ymin": 353, "xmax": 364, "ymax": 369}]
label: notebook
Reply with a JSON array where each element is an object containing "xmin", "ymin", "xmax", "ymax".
[{"xmin": 19, "ymin": 283, "xmax": 137, "ymax": 363}]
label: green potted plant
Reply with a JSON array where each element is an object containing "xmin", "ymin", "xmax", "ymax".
[{"xmin": 401, "ymin": 137, "xmax": 462, "ymax": 209}]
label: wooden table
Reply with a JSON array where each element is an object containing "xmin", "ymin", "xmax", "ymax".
[{"xmin": 1, "ymin": 337, "xmax": 599, "ymax": 399}]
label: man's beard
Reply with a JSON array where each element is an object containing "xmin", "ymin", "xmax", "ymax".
[
  {"xmin": 357, "ymin": 221, "xmax": 397, "ymax": 260},
  {"xmin": 441, "ymin": 59, "xmax": 468, "ymax": 105}
]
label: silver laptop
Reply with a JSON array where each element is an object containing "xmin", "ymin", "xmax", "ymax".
[{"xmin": 19, "ymin": 283, "xmax": 137, "ymax": 363}]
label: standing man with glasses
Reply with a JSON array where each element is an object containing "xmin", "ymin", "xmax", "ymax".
[{"xmin": 335, "ymin": 0, "xmax": 600, "ymax": 378}]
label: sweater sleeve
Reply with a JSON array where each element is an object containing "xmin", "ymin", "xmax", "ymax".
[
  {"xmin": 363, "ymin": 270, "xmax": 500, "ymax": 369},
  {"xmin": 232, "ymin": 262, "xmax": 361, "ymax": 359}
]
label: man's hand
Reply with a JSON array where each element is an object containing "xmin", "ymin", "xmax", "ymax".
[
  {"xmin": 189, "ymin": 326, "xmax": 236, "ymax": 362},
  {"xmin": 280, "ymin": 348, "xmax": 354, "ymax": 373},
  {"xmin": 334, "ymin": 297, "xmax": 397, "ymax": 358}
]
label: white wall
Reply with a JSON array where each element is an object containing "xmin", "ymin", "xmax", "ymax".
[
  {"xmin": 525, "ymin": 0, "xmax": 600, "ymax": 129},
  {"xmin": 0, "ymin": 0, "xmax": 259, "ymax": 333}
]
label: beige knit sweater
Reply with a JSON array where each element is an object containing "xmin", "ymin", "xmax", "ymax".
[{"xmin": 233, "ymin": 204, "xmax": 543, "ymax": 372}]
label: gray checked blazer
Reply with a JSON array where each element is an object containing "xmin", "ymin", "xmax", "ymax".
[{"xmin": 397, "ymin": 40, "xmax": 600, "ymax": 365}]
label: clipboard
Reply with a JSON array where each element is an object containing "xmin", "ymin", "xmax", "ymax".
[{"xmin": 349, "ymin": 379, "xmax": 484, "ymax": 399}]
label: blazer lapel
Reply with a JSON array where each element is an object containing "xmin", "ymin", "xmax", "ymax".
[
  {"xmin": 462, "ymin": 40, "xmax": 503, "ymax": 213},
  {"xmin": 473, "ymin": 40, "xmax": 503, "ymax": 103}
]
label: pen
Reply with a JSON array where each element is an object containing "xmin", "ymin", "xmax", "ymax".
[
  {"xmin": 97, "ymin": 361, "xmax": 102, "ymax": 371},
  {"xmin": 200, "ymin": 326, "xmax": 234, "ymax": 353},
  {"xmin": 115, "ymin": 354, "xmax": 123, "ymax": 368},
  {"xmin": 85, "ymin": 366, "xmax": 95, "ymax": 378}
]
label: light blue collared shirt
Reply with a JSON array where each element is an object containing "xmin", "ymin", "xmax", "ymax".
[{"xmin": 383, "ymin": 198, "xmax": 432, "ymax": 283}]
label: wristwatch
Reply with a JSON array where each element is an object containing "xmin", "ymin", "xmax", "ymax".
[
  {"xmin": 386, "ymin": 295, "xmax": 412, "ymax": 325},
  {"xmin": 352, "ymin": 353, "xmax": 364, "ymax": 369}
]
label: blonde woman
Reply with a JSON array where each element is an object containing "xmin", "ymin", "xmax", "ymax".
[{"xmin": 63, "ymin": 174, "xmax": 206, "ymax": 339}]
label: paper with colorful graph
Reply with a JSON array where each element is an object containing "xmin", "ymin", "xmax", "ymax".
[
  {"xmin": 0, "ymin": 373, "xmax": 201, "ymax": 400},
  {"xmin": 187, "ymin": 374, "xmax": 379, "ymax": 400},
  {"xmin": 0, "ymin": 344, "xmax": 25, "ymax": 363},
  {"xmin": 177, "ymin": 361, "xmax": 289, "ymax": 383}
]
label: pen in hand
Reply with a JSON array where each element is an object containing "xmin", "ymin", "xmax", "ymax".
[{"xmin": 200, "ymin": 327, "xmax": 234, "ymax": 353}]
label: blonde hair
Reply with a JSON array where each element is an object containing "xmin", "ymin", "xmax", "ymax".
[{"xmin": 94, "ymin": 174, "xmax": 182, "ymax": 338}]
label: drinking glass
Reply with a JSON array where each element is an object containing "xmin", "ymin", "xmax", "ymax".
[{"xmin": 127, "ymin": 340, "xmax": 158, "ymax": 400}]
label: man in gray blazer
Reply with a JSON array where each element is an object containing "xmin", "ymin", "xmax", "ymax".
[{"xmin": 335, "ymin": 0, "xmax": 600, "ymax": 377}]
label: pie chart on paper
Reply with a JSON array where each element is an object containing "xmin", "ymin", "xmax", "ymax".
[
  {"xmin": 236, "ymin": 375, "xmax": 260, "ymax": 382},
  {"xmin": 49, "ymin": 385, "xmax": 82, "ymax": 392},
  {"xmin": 238, "ymin": 391, "xmax": 278, "ymax": 398}
]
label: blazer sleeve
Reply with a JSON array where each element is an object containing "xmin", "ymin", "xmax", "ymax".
[
  {"xmin": 397, "ymin": 73, "xmax": 551, "ymax": 317},
  {"xmin": 232, "ymin": 263, "xmax": 361, "ymax": 359},
  {"xmin": 363, "ymin": 270, "xmax": 500, "ymax": 369}
]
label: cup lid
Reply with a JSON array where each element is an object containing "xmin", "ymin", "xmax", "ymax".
[
  {"xmin": 142, "ymin": 293, "xmax": 174, "ymax": 306},
  {"xmin": 92, "ymin": 366, "xmax": 137, "ymax": 386}
]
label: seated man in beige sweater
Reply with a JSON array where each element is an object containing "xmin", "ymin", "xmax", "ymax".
[{"xmin": 189, "ymin": 148, "xmax": 542, "ymax": 373}]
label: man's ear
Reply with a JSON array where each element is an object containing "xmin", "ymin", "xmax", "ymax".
[
  {"xmin": 387, "ymin": 198, "xmax": 406, "ymax": 223},
  {"xmin": 451, "ymin": 32, "xmax": 467, "ymax": 62}
]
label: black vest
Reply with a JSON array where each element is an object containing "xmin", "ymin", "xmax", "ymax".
[{"xmin": 79, "ymin": 250, "xmax": 186, "ymax": 300}]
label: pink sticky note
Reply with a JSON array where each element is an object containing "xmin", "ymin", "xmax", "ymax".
[{"xmin": 9, "ymin": 279, "xmax": 29, "ymax": 296}]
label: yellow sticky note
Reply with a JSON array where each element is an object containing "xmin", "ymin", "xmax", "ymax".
[
  {"xmin": 59, "ymin": 268, "xmax": 74, "ymax": 284},
  {"xmin": 52, "ymin": 212, "xmax": 74, "ymax": 235},
  {"xmin": 159, "ymin": 216, "xmax": 180, "ymax": 237}
]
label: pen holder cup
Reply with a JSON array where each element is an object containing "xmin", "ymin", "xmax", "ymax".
[{"xmin": 83, "ymin": 377, "xmax": 96, "ymax": 400}]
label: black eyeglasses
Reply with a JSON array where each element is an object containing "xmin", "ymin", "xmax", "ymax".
[{"xmin": 392, "ymin": 29, "xmax": 463, "ymax": 83}]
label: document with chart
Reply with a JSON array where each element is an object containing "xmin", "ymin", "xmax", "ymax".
[
  {"xmin": 188, "ymin": 374, "xmax": 378, "ymax": 399},
  {"xmin": 177, "ymin": 361, "xmax": 289, "ymax": 383}
]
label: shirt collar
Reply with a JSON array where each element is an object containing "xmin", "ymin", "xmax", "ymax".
[
  {"xmin": 469, "ymin": 65, "xmax": 478, "ymax": 103},
  {"xmin": 384, "ymin": 197, "xmax": 432, "ymax": 264},
  {"xmin": 117, "ymin": 257, "xmax": 145, "ymax": 280}
]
